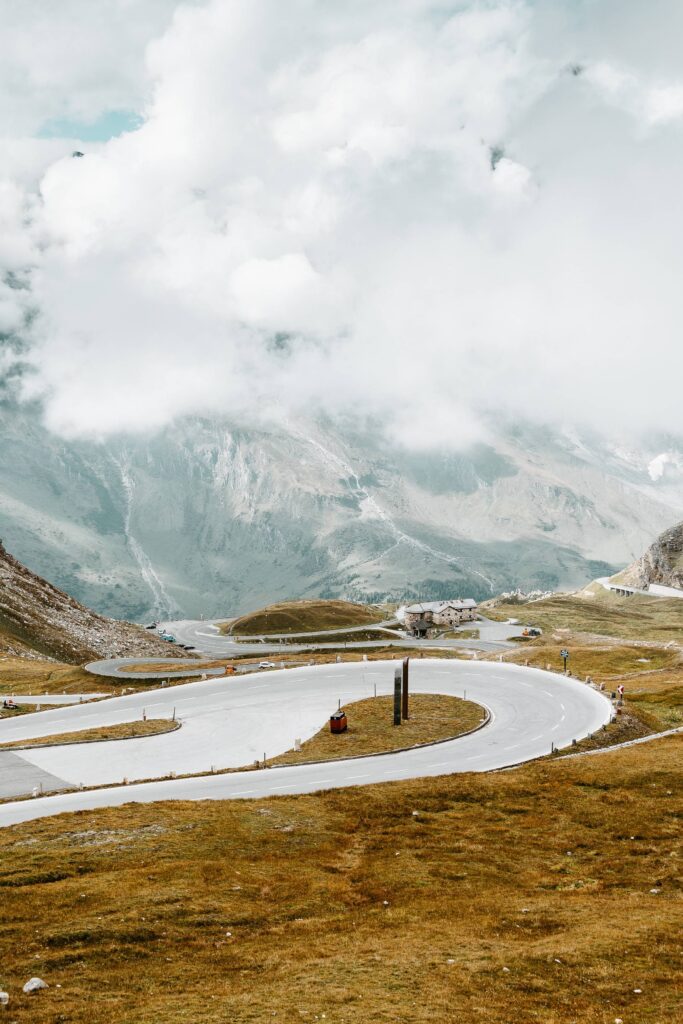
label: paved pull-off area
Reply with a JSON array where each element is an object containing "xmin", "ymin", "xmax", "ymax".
[
  {"xmin": 0, "ymin": 659, "xmax": 611, "ymax": 827},
  {"xmin": 0, "ymin": 751, "xmax": 75, "ymax": 800}
]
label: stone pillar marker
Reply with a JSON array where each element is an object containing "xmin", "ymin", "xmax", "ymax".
[
  {"xmin": 402, "ymin": 657, "xmax": 409, "ymax": 720},
  {"xmin": 393, "ymin": 668, "xmax": 402, "ymax": 726}
]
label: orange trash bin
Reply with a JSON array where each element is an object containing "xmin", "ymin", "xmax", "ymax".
[{"xmin": 330, "ymin": 711, "xmax": 348, "ymax": 734}]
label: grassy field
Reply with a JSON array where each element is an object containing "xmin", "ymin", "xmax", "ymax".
[
  {"xmin": 269, "ymin": 694, "xmax": 486, "ymax": 766},
  {"xmin": 0, "ymin": 659, "xmax": 120, "ymax": 697},
  {"xmin": 499, "ymin": 643, "xmax": 681, "ymax": 679},
  {"xmin": 485, "ymin": 588, "xmax": 683, "ymax": 642},
  {"xmin": 0, "ymin": 735, "xmax": 679, "ymax": 1023},
  {"xmin": 223, "ymin": 599, "xmax": 388, "ymax": 636},
  {"xmin": 439, "ymin": 628, "xmax": 480, "ymax": 640},
  {"xmin": 122, "ymin": 661, "xmax": 227, "ymax": 674},
  {"xmin": 0, "ymin": 719, "xmax": 177, "ymax": 750}
]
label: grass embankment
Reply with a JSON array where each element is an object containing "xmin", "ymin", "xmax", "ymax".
[
  {"xmin": 0, "ymin": 719, "xmax": 178, "ymax": 750},
  {"xmin": 485, "ymin": 588, "xmax": 683, "ymax": 643},
  {"xmin": 502, "ymin": 643, "xmax": 680, "ymax": 678},
  {"xmin": 0, "ymin": 659, "xmax": 119, "ymax": 697},
  {"xmin": 122, "ymin": 661, "xmax": 225, "ymax": 674},
  {"xmin": 0, "ymin": 704, "xmax": 60, "ymax": 720},
  {"xmin": 498, "ymin": 640, "xmax": 683, "ymax": 750},
  {"xmin": 223, "ymin": 599, "xmax": 387, "ymax": 636},
  {"xmin": 275, "ymin": 628, "xmax": 400, "ymax": 645},
  {"xmin": 0, "ymin": 736, "xmax": 680, "ymax": 1023},
  {"xmin": 237, "ymin": 648, "xmax": 465, "ymax": 667},
  {"xmin": 269, "ymin": 694, "xmax": 486, "ymax": 767}
]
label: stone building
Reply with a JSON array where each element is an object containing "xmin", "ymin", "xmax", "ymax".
[{"xmin": 403, "ymin": 599, "xmax": 477, "ymax": 636}]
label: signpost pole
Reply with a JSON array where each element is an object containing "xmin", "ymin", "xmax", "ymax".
[{"xmin": 561, "ymin": 648, "xmax": 569, "ymax": 673}]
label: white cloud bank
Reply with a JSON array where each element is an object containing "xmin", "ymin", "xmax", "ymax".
[{"xmin": 2, "ymin": 0, "xmax": 683, "ymax": 444}]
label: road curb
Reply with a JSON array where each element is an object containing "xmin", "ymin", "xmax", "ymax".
[
  {"xmin": 1, "ymin": 721, "xmax": 181, "ymax": 753},
  {"xmin": 264, "ymin": 704, "xmax": 492, "ymax": 771}
]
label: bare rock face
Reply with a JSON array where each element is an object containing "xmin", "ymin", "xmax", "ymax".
[
  {"xmin": 0, "ymin": 541, "xmax": 191, "ymax": 664},
  {"xmin": 618, "ymin": 521, "xmax": 683, "ymax": 589}
]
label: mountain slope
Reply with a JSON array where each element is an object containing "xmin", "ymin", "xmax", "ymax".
[
  {"xmin": 0, "ymin": 540, "xmax": 186, "ymax": 663},
  {"xmin": 1, "ymin": 404, "xmax": 683, "ymax": 620}
]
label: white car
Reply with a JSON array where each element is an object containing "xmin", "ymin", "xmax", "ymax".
[{"xmin": 258, "ymin": 660, "xmax": 276, "ymax": 669}]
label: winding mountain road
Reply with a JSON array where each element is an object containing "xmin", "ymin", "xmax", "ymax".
[
  {"xmin": 158, "ymin": 616, "xmax": 524, "ymax": 657},
  {"xmin": 0, "ymin": 659, "xmax": 611, "ymax": 827}
]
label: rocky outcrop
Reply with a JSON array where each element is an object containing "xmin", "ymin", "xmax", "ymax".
[
  {"xmin": 617, "ymin": 521, "xmax": 683, "ymax": 590},
  {"xmin": 0, "ymin": 541, "xmax": 190, "ymax": 664}
]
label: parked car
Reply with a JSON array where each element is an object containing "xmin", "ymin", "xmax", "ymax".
[{"xmin": 258, "ymin": 661, "xmax": 275, "ymax": 669}]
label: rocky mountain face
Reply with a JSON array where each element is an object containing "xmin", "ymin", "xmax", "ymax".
[
  {"xmin": 0, "ymin": 539, "xmax": 186, "ymax": 663},
  {"xmin": 617, "ymin": 521, "xmax": 683, "ymax": 590},
  {"xmin": 1, "ymin": 402, "xmax": 682, "ymax": 621}
]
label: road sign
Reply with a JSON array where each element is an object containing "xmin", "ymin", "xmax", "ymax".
[{"xmin": 560, "ymin": 649, "xmax": 569, "ymax": 658}]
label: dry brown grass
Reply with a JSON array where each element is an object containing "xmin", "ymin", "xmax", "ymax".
[
  {"xmin": 498, "ymin": 642, "xmax": 681, "ymax": 680},
  {"xmin": 269, "ymin": 694, "xmax": 486, "ymax": 767},
  {"xmin": 0, "ymin": 719, "xmax": 177, "ymax": 750},
  {"xmin": 0, "ymin": 736, "xmax": 680, "ymax": 1022},
  {"xmin": 122, "ymin": 660, "xmax": 229, "ymax": 674},
  {"xmin": 0, "ymin": 659, "xmax": 119, "ymax": 696},
  {"xmin": 486, "ymin": 589, "xmax": 683, "ymax": 642},
  {"xmin": 224, "ymin": 599, "xmax": 387, "ymax": 636},
  {"xmin": 276, "ymin": 628, "xmax": 400, "ymax": 644},
  {"xmin": 234, "ymin": 647, "xmax": 465, "ymax": 667}
]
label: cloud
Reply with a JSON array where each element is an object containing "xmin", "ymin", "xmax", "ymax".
[{"xmin": 2, "ymin": 0, "xmax": 683, "ymax": 446}]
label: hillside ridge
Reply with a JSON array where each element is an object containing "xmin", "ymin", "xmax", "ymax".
[
  {"xmin": 0, "ymin": 540, "xmax": 188, "ymax": 664},
  {"xmin": 617, "ymin": 520, "xmax": 683, "ymax": 590}
]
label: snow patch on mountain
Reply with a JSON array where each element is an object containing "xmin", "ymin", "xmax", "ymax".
[{"xmin": 648, "ymin": 452, "xmax": 683, "ymax": 482}]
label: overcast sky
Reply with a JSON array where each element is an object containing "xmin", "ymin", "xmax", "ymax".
[{"xmin": 1, "ymin": 0, "xmax": 682, "ymax": 446}]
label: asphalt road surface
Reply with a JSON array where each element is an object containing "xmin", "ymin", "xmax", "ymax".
[
  {"xmin": 156, "ymin": 617, "xmax": 525, "ymax": 657},
  {"xmin": 0, "ymin": 659, "xmax": 611, "ymax": 827},
  {"xmin": 84, "ymin": 659, "xmax": 228, "ymax": 680}
]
